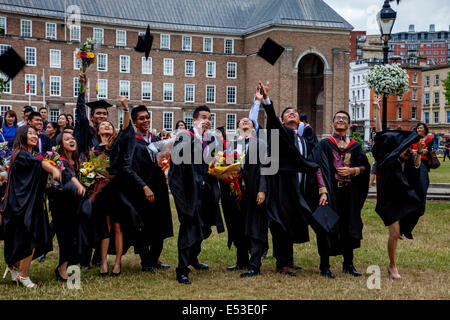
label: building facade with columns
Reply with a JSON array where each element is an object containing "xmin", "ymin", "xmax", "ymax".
[{"xmin": 0, "ymin": 0, "xmax": 352, "ymax": 137}]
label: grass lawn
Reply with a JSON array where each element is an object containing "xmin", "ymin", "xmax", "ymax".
[{"xmin": 0, "ymin": 199, "xmax": 448, "ymax": 300}]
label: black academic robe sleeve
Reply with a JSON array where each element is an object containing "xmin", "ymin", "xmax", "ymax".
[{"xmin": 74, "ymin": 92, "xmax": 97, "ymax": 156}]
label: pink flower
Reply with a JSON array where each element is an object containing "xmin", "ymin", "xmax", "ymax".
[{"xmin": 80, "ymin": 52, "xmax": 88, "ymax": 58}]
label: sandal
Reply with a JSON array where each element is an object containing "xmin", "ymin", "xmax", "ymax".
[
  {"xmin": 3, "ymin": 266, "xmax": 19, "ymax": 283},
  {"xmin": 17, "ymin": 275, "xmax": 38, "ymax": 289}
]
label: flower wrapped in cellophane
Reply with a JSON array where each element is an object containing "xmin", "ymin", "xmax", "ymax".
[
  {"xmin": 0, "ymin": 143, "xmax": 9, "ymax": 182},
  {"xmin": 208, "ymin": 150, "xmax": 245, "ymax": 180},
  {"xmin": 79, "ymin": 161, "xmax": 96, "ymax": 188},
  {"xmin": 149, "ymin": 138, "xmax": 176, "ymax": 184},
  {"xmin": 76, "ymin": 37, "xmax": 97, "ymax": 93},
  {"xmin": 36, "ymin": 146, "xmax": 65, "ymax": 190}
]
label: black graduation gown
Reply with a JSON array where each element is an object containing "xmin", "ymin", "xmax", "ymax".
[
  {"xmin": 262, "ymin": 103, "xmax": 319, "ymax": 243},
  {"xmin": 373, "ymin": 131, "xmax": 429, "ymax": 239},
  {"xmin": 1, "ymin": 151, "xmax": 52, "ymax": 265},
  {"xmin": 309, "ymin": 137, "xmax": 370, "ymax": 255},
  {"xmin": 74, "ymin": 92, "xmax": 98, "ymax": 157},
  {"xmin": 129, "ymin": 134, "xmax": 173, "ymax": 252},
  {"xmin": 168, "ymin": 129, "xmax": 224, "ymax": 250}
]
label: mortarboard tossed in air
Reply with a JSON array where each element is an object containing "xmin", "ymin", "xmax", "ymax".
[
  {"xmin": 135, "ymin": 25, "xmax": 153, "ymax": 60},
  {"xmin": 0, "ymin": 47, "xmax": 25, "ymax": 80},
  {"xmin": 86, "ymin": 100, "xmax": 114, "ymax": 112},
  {"xmin": 312, "ymin": 205, "xmax": 339, "ymax": 232},
  {"xmin": 257, "ymin": 38, "xmax": 285, "ymax": 65}
]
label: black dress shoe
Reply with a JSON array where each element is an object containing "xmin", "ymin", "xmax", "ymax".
[
  {"xmin": 110, "ymin": 265, "xmax": 121, "ymax": 277},
  {"xmin": 320, "ymin": 269, "xmax": 335, "ymax": 279},
  {"xmin": 177, "ymin": 274, "xmax": 191, "ymax": 284},
  {"xmin": 343, "ymin": 264, "xmax": 362, "ymax": 277},
  {"xmin": 141, "ymin": 266, "xmax": 156, "ymax": 273},
  {"xmin": 192, "ymin": 262, "xmax": 209, "ymax": 270},
  {"xmin": 277, "ymin": 267, "xmax": 296, "ymax": 277},
  {"xmin": 240, "ymin": 269, "xmax": 260, "ymax": 278},
  {"xmin": 156, "ymin": 260, "xmax": 171, "ymax": 269},
  {"xmin": 227, "ymin": 264, "xmax": 247, "ymax": 271}
]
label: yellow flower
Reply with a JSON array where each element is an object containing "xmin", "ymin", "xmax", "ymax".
[{"xmin": 87, "ymin": 52, "xmax": 95, "ymax": 58}]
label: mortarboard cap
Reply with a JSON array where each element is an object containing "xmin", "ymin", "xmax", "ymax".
[
  {"xmin": 257, "ymin": 38, "xmax": 285, "ymax": 65},
  {"xmin": 0, "ymin": 47, "xmax": 25, "ymax": 80},
  {"xmin": 86, "ymin": 100, "xmax": 114, "ymax": 112},
  {"xmin": 135, "ymin": 25, "xmax": 153, "ymax": 60},
  {"xmin": 312, "ymin": 205, "xmax": 339, "ymax": 232}
]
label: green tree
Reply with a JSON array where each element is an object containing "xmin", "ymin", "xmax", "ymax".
[
  {"xmin": 352, "ymin": 131, "xmax": 366, "ymax": 152},
  {"xmin": 443, "ymin": 71, "xmax": 450, "ymax": 104}
]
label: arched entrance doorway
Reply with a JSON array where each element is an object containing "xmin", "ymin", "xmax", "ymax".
[{"xmin": 297, "ymin": 54, "xmax": 324, "ymax": 136}]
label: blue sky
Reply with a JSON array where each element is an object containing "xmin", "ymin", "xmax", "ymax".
[{"xmin": 324, "ymin": 0, "xmax": 450, "ymax": 34}]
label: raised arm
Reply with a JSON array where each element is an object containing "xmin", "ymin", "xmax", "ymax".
[
  {"xmin": 374, "ymin": 95, "xmax": 382, "ymax": 133},
  {"xmin": 118, "ymin": 96, "xmax": 130, "ymax": 130}
]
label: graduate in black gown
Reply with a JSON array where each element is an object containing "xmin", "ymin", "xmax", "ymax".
[
  {"xmin": 130, "ymin": 105, "xmax": 173, "ymax": 272},
  {"xmin": 0, "ymin": 125, "xmax": 61, "ymax": 288},
  {"xmin": 50, "ymin": 131, "xmax": 88, "ymax": 281},
  {"xmin": 168, "ymin": 105, "xmax": 225, "ymax": 284},
  {"xmin": 372, "ymin": 99, "xmax": 429, "ymax": 279}
]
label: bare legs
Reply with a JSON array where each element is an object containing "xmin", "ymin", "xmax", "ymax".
[
  {"xmin": 100, "ymin": 215, "xmax": 123, "ymax": 274},
  {"xmin": 388, "ymin": 221, "xmax": 401, "ymax": 278},
  {"xmin": 57, "ymin": 261, "xmax": 69, "ymax": 280}
]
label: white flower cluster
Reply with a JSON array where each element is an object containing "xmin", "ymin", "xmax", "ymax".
[{"xmin": 366, "ymin": 63, "xmax": 409, "ymax": 97}]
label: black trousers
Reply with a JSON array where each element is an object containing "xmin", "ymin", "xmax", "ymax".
[
  {"xmin": 270, "ymin": 223, "xmax": 294, "ymax": 269},
  {"xmin": 176, "ymin": 240, "xmax": 202, "ymax": 277},
  {"xmin": 235, "ymin": 237, "xmax": 266, "ymax": 271},
  {"xmin": 139, "ymin": 238, "xmax": 164, "ymax": 267}
]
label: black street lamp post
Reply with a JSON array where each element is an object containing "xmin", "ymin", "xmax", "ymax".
[{"xmin": 377, "ymin": 0, "xmax": 397, "ymax": 131}]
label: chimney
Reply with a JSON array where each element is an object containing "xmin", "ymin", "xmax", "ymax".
[
  {"xmin": 429, "ymin": 24, "xmax": 435, "ymax": 32},
  {"xmin": 409, "ymin": 24, "xmax": 415, "ymax": 32}
]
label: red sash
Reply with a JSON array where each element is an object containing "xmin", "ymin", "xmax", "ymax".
[{"xmin": 327, "ymin": 136, "xmax": 357, "ymax": 150}]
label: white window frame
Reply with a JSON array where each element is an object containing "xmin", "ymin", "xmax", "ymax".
[
  {"xmin": 119, "ymin": 80, "xmax": 130, "ymax": 99},
  {"xmin": 412, "ymin": 88, "xmax": 417, "ymax": 100},
  {"xmin": 182, "ymin": 35, "xmax": 192, "ymax": 51},
  {"xmin": 0, "ymin": 17, "xmax": 6, "ymax": 35},
  {"xmin": 25, "ymin": 47, "xmax": 36, "ymax": 66},
  {"xmin": 184, "ymin": 112, "xmax": 193, "ymax": 130},
  {"xmin": 411, "ymin": 106, "xmax": 417, "ymax": 119},
  {"xmin": 160, "ymin": 34, "xmax": 170, "ymax": 49},
  {"xmin": 210, "ymin": 113, "xmax": 216, "ymax": 130},
  {"xmin": 184, "ymin": 84, "xmax": 195, "ymax": 103},
  {"xmin": 141, "ymin": 81, "xmax": 152, "ymax": 101},
  {"xmin": 203, "ymin": 37, "xmax": 213, "ymax": 53},
  {"xmin": 21, "ymin": 19, "xmax": 32, "ymax": 38},
  {"xmin": 120, "ymin": 55, "xmax": 130, "ymax": 73},
  {"xmin": 25, "ymin": 74, "xmax": 37, "ymax": 95},
  {"xmin": 74, "ymin": 49, "xmax": 81, "ymax": 70},
  {"xmin": 49, "ymin": 76, "xmax": 61, "ymax": 97},
  {"xmin": 97, "ymin": 53, "xmax": 108, "ymax": 72},
  {"xmin": 434, "ymin": 92, "xmax": 439, "ymax": 104},
  {"xmin": 434, "ymin": 111, "xmax": 439, "ymax": 124},
  {"xmin": 163, "ymin": 58, "xmax": 174, "ymax": 76},
  {"xmin": 224, "ymin": 38, "xmax": 234, "ymax": 54},
  {"xmin": 163, "ymin": 111, "xmax": 174, "ymax": 131},
  {"xmin": 185, "ymin": 60, "xmax": 195, "ymax": 77},
  {"xmin": 0, "ymin": 105, "xmax": 12, "ymax": 117},
  {"xmin": 116, "ymin": 29, "xmax": 127, "ymax": 46},
  {"xmin": 93, "ymin": 28, "xmax": 104, "ymax": 45},
  {"xmin": 0, "ymin": 44, "xmax": 10, "ymax": 55},
  {"xmin": 70, "ymin": 25, "xmax": 81, "ymax": 42},
  {"xmin": 397, "ymin": 107, "xmax": 402, "ymax": 120},
  {"xmin": 434, "ymin": 75, "xmax": 440, "ymax": 86},
  {"xmin": 206, "ymin": 85, "xmax": 216, "ymax": 104},
  {"xmin": 163, "ymin": 83, "xmax": 174, "ymax": 102},
  {"xmin": 49, "ymin": 49, "xmax": 61, "ymax": 68},
  {"xmin": 227, "ymin": 62, "xmax": 237, "ymax": 79},
  {"xmin": 226, "ymin": 113, "xmax": 236, "ymax": 133},
  {"xmin": 142, "ymin": 57, "xmax": 152, "ymax": 74},
  {"xmin": 46, "ymin": 22, "xmax": 57, "ymax": 40},
  {"xmin": 226, "ymin": 86, "xmax": 237, "ymax": 104},
  {"xmin": 206, "ymin": 61, "xmax": 216, "ymax": 78},
  {"xmin": 50, "ymin": 108, "xmax": 60, "ymax": 123},
  {"xmin": 73, "ymin": 77, "xmax": 80, "ymax": 97},
  {"xmin": 97, "ymin": 79, "xmax": 108, "ymax": 99}
]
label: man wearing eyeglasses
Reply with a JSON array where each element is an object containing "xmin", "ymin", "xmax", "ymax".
[{"xmin": 313, "ymin": 111, "xmax": 370, "ymax": 278}]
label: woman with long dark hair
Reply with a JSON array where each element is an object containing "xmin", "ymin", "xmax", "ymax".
[
  {"xmin": 46, "ymin": 122, "xmax": 60, "ymax": 147},
  {"xmin": 412, "ymin": 122, "xmax": 434, "ymax": 171},
  {"xmin": 49, "ymin": 131, "xmax": 86, "ymax": 280},
  {"xmin": 0, "ymin": 125, "xmax": 61, "ymax": 288},
  {"xmin": 57, "ymin": 114, "xmax": 69, "ymax": 133},
  {"xmin": 1, "ymin": 110, "xmax": 18, "ymax": 143},
  {"xmin": 66, "ymin": 114, "xmax": 74, "ymax": 127}
]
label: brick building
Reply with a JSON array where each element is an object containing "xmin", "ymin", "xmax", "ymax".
[
  {"xmin": 349, "ymin": 31, "xmax": 366, "ymax": 62},
  {"xmin": 0, "ymin": 0, "xmax": 352, "ymax": 137}
]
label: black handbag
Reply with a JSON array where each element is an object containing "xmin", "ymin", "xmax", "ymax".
[{"xmin": 428, "ymin": 150, "xmax": 440, "ymax": 169}]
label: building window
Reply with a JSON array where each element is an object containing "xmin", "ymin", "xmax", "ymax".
[
  {"xmin": 435, "ymin": 74, "xmax": 439, "ymax": 86},
  {"xmin": 425, "ymin": 93, "xmax": 430, "ymax": 105},
  {"xmin": 206, "ymin": 61, "xmax": 216, "ymax": 78},
  {"xmin": 120, "ymin": 55, "xmax": 130, "ymax": 73},
  {"xmin": 357, "ymin": 90, "xmax": 360, "ymax": 100},
  {"xmin": 50, "ymin": 109, "xmax": 60, "ymax": 123},
  {"xmin": 116, "ymin": 29, "xmax": 127, "ymax": 46},
  {"xmin": 357, "ymin": 75, "xmax": 360, "ymax": 84},
  {"xmin": 397, "ymin": 107, "xmax": 402, "ymax": 119},
  {"xmin": 226, "ymin": 114, "xmax": 236, "ymax": 133},
  {"xmin": 70, "ymin": 25, "xmax": 80, "ymax": 42},
  {"xmin": 119, "ymin": 80, "xmax": 130, "ymax": 99},
  {"xmin": 203, "ymin": 37, "xmax": 213, "ymax": 52},
  {"xmin": 227, "ymin": 62, "xmax": 237, "ymax": 79},
  {"xmin": 21, "ymin": 19, "xmax": 32, "ymax": 37},
  {"xmin": 185, "ymin": 84, "xmax": 195, "ymax": 103},
  {"xmin": 413, "ymin": 73, "xmax": 417, "ymax": 83},
  {"xmin": 425, "ymin": 75, "xmax": 430, "ymax": 86},
  {"xmin": 182, "ymin": 36, "xmax": 192, "ymax": 51},
  {"xmin": 164, "ymin": 58, "xmax": 174, "ymax": 76},
  {"xmin": 74, "ymin": 49, "xmax": 81, "ymax": 70},
  {"xmin": 142, "ymin": 57, "xmax": 152, "ymax": 74},
  {"xmin": 73, "ymin": 77, "xmax": 80, "ymax": 97},
  {"xmin": 206, "ymin": 85, "xmax": 216, "ymax": 103},
  {"xmin": 226, "ymin": 86, "xmax": 237, "ymax": 104},
  {"xmin": 49, "ymin": 76, "xmax": 61, "ymax": 96},
  {"xmin": 412, "ymin": 88, "xmax": 417, "ymax": 100},
  {"xmin": 434, "ymin": 111, "xmax": 439, "ymax": 124},
  {"xmin": 163, "ymin": 83, "xmax": 173, "ymax": 102},
  {"xmin": 46, "ymin": 22, "xmax": 57, "ymax": 40},
  {"xmin": 0, "ymin": 17, "xmax": 6, "ymax": 35},
  {"xmin": 49, "ymin": 49, "xmax": 61, "ymax": 68},
  {"xmin": 184, "ymin": 112, "xmax": 193, "ymax": 130},
  {"xmin": 160, "ymin": 34, "xmax": 170, "ymax": 49},
  {"xmin": 97, "ymin": 53, "xmax": 108, "ymax": 72},
  {"xmin": 25, "ymin": 47, "xmax": 36, "ymax": 66},
  {"xmin": 411, "ymin": 106, "xmax": 417, "ymax": 119},
  {"xmin": 224, "ymin": 39, "xmax": 234, "ymax": 54},
  {"xmin": 0, "ymin": 105, "xmax": 12, "ymax": 117},
  {"xmin": 163, "ymin": 112, "xmax": 173, "ymax": 131},
  {"xmin": 25, "ymin": 74, "xmax": 37, "ymax": 95},
  {"xmin": 446, "ymin": 111, "xmax": 450, "ymax": 123},
  {"xmin": 210, "ymin": 113, "xmax": 216, "ymax": 130},
  {"xmin": 0, "ymin": 44, "xmax": 10, "ymax": 55},
  {"xmin": 97, "ymin": 79, "xmax": 108, "ymax": 98},
  {"xmin": 0, "ymin": 73, "xmax": 10, "ymax": 94},
  {"xmin": 185, "ymin": 60, "xmax": 195, "ymax": 77},
  {"xmin": 424, "ymin": 112, "xmax": 429, "ymax": 123},
  {"xmin": 93, "ymin": 28, "xmax": 104, "ymax": 44},
  {"xmin": 141, "ymin": 81, "xmax": 152, "ymax": 101},
  {"xmin": 434, "ymin": 92, "xmax": 440, "ymax": 104}
]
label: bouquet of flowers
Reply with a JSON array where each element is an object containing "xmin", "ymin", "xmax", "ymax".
[
  {"xmin": 149, "ymin": 138, "xmax": 176, "ymax": 184},
  {"xmin": 38, "ymin": 146, "xmax": 65, "ymax": 189},
  {"xmin": 76, "ymin": 37, "xmax": 97, "ymax": 93},
  {"xmin": 208, "ymin": 150, "xmax": 245, "ymax": 180},
  {"xmin": 79, "ymin": 161, "xmax": 97, "ymax": 188},
  {"xmin": 90, "ymin": 152, "xmax": 112, "ymax": 180},
  {"xmin": 0, "ymin": 143, "xmax": 9, "ymax": 182},
  {"xmin": 366, "ymin": 63, "xmax": 409, "ymax": 97}
]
